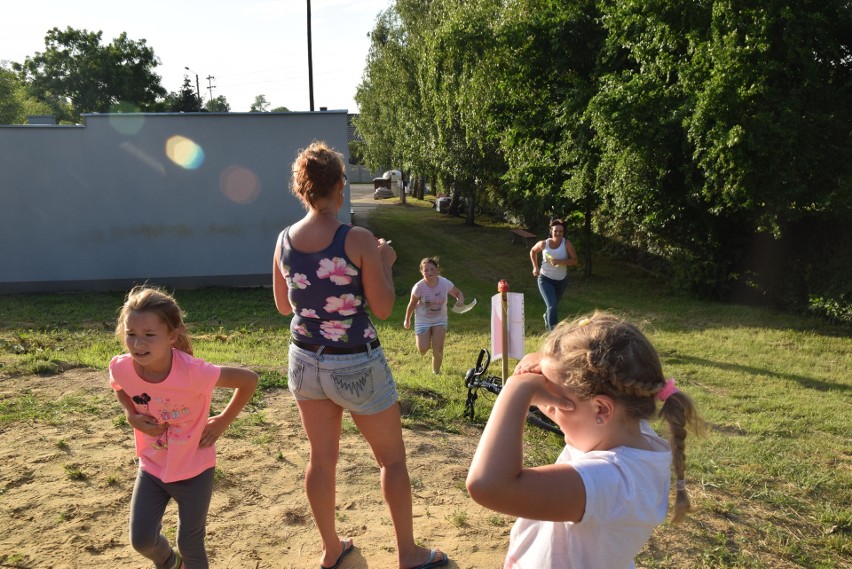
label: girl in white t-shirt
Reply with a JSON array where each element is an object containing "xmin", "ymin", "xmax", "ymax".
[
  {"xmin": 466, "ymin": 312, "xmax": 703, "ymax": 569},
  {"xmin": 403, "ymin": 257, "xmax": 465, "ymax": 374}
]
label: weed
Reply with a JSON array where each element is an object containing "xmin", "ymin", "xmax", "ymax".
[
  {"xmin": 63, "ymin": 464, "xmax": 86, "ymax": 480},
  {"xmin": 447, "ymin": 508, "xmax": 469, "ymax": 528}
]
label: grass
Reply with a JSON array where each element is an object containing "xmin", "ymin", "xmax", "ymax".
[{"xmin": 0, "ymin": 196, "xmax": 850, "ymax": 567}]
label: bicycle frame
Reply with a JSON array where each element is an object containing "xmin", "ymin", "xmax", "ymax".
[{"xmin": 463, "ymin": 348, "xmax": 563, "ymax": 437}]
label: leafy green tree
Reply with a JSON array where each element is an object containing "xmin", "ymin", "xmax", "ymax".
[
  {"xmin": 356, "ymin": 9, "xmax": 407, "ymax": 177},
  {"xmin": 0, "ymin": 63, "xmax": 54, "ymax": 124},
  {"xmin": 420, "ymin": 0, "xmax": 506, "ymax": 221},
  {"xmin": 354, "ymin": 0, "xmax": 850, "ymax": 309},
  {"xmin": 0, "ymin": 65, "xmax": 21, "ymax": 123},
  {"xmin": 204, "ymin": 95, "xmax": 231, "ymax": 112},
  {"xmin": 14, "ymin": 27, "xmax": 166, "ymax": 122},
  {"xmin": 270, "ymin": 105, "xmax": 290, "ymax": 112},
  {"xmin": 491, "ymin": 0, "xmax": 606, "ymax": 273},
  {"xmin": 250, "ymin": 94, "xmax": 270, "ymax": 112},
  {"xmin": 162, "ymin": 76, "xmax": 203, "ymax": 112},
  {"xmin": 589, "ymin": 0, "xmax": 851, "ymax": 303}
]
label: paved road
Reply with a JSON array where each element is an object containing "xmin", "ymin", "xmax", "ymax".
[{"xmin": 350, "ymin": 183, "xmax": 396, "ymax": 224}]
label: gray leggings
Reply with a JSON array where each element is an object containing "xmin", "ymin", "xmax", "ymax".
[{"xmin": 129, "ymin": 467, "xmax": 215, "ymax": 569}]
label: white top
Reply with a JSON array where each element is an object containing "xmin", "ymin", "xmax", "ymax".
[
  {"xmin": 504, "ymin": 421, "xmax": 672, "ymax": 569},
  {"xmin": 411, "ymin": 276, "xmax": 454, "ymax": 326},
  {"xmin": 540, "ymin": 237, "xmax": 569, "ymax": 281}
]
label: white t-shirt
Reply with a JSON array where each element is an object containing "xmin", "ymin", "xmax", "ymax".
[
  {"xmin": 412, "ymin": 276, "xmax": 455, "ymax": 326},
  {"xmin": 504, "ymin": 421, "xmax": 672, "ymax": 569}
]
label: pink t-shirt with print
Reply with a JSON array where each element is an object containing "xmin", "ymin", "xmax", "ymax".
[{"xmin": 110, "ymin": 349, "xmax": 221, "ymax": 483}]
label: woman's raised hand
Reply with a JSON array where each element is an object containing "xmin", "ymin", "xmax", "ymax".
[{"xmin": 377, "ymin": 238, "xmax": 397, "ymax": 266}]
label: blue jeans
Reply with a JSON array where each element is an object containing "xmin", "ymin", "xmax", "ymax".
[{"xmin": 538, "ymin": 274, "xmax": 568, "ymax": 332}]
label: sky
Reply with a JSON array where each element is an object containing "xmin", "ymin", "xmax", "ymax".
[{"xmin": 0, "ymin": 0, "xmax": 392, "ymax": 113}]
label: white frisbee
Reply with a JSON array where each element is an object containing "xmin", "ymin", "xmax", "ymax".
[{"xmin": 451, "ymin": 298, "xmax": 477, "ymax": 314}]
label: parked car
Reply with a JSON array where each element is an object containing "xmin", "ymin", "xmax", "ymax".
[
  {"xmin": 373, "ymin": 182, "xmax": 393, "ymax": 200},
  {"xmin": 373, "ymin": 170, "xmax": 401, "ymax": 199}
]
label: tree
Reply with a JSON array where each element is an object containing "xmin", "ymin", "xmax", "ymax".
[
  {"xmin": 204, "ymin": 95, "xmax": 231, "ymax": 112},
  {"xmin": 589, "ymin": 0, "xmax": 852, "ymax": 303},
  {"xmin": 0, "ymin": 63, "xmax": 54, "ymax": 124},
  {"xmin": 162, "ymin": 76, "xmax": 203, "ymax": 112},
  {"xmin": 353, "ymin": 0, "xmax": 850, "ymax": 311},
  {"xmin": 355, "ymin": 10, "xmax": 404, "ymax": 173},
  {"xmin": 356, "ymin": 0, "xmax": 506, "ymax": 219},
  {"xmin": 0, "ymin": 65, "xmax": 21, "ymax": 123},
  {"xmin": 491, "ymin": 0, "xmax": 606, "ymax": 273},
  {"xmin": 270, "ymin": 105, "xmax": 290, "ymax": 112},
  {"xmin": 14, "ymin": 27, "xmax": 166, "ymax": 123},
  {"xmin": 420, "ymin": 0, "xmax": 506, "ymax": 222},
  {"xmin": 250, "ymin": 94, "xmax": 270, "ymax": 112}
]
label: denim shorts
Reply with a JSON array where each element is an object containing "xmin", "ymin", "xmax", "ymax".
[
  {"xmin": 414, "ymin": 321, "xmax": 448, "ymax": 336},
  {"xmin": 287, "ymin": 343, "xmax": 398, "ymax": 415}
]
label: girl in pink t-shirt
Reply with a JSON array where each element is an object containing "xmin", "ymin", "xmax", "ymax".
[{"xmin": 110, "ymin": 286, "xmax": 257, "ymax": 569}]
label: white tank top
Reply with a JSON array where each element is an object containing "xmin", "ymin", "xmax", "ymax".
[{"xmin": 540, "ymin": 237, "xmax": 568, "ymax": 280}]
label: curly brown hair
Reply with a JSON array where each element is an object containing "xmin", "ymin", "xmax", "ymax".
[
  {"xmin": 290, "ymin": 141, "xmax": 345, "ymax": 209},
  {"xmin": 542, "ymin": 311, "xmax": 703, "ymax": 522},
  {"xmin": 115, "ymin": 285, "xmax": 193, "ymax": 356}
]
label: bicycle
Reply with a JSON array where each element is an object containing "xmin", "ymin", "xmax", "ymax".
[{"xmin": 463, "ymin": 348, "xmax": 564, "ymax": 436}]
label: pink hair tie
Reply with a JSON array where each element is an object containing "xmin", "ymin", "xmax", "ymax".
[{"xmin": 656, "ymin": 378, "xmax": 679, "ymax": 402}]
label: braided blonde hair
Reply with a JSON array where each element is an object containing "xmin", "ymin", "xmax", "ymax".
[
  {"xmin": 290, "ymin": 141, "xmax": 345, "ymax": 209},
  {"xmin": 115, "ymin": 285, "xmax": 193, "ymax": 356},
  {"xmin": 542, "ymin": 311, "xmax": 702, "ymax": 522}
]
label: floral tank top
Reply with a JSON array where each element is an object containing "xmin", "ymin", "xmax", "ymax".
[{"xmin": 278, "ymin": 224, "xmax": 377, "ymax": 347}]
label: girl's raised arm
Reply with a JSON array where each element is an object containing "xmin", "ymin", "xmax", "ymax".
[{"xmin": 466, "ymin": 373, "xmax": 584, "ymax": 522}]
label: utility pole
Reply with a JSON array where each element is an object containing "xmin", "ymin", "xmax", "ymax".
[
  {"xmin": 184, "ymin": 66, "xmax": 202, "ymax": 107},
  {"xmin": 307, "ymin": 0, "xmax": 315, "ymax": 111},
  {"xmin": 205, "ymin": 75, "xmax": 216, "ymax": 103}
]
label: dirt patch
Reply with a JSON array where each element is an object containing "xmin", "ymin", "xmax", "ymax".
[{"xmin": 0, "ymin": 369, "xmax": 510, "ymax": 568}]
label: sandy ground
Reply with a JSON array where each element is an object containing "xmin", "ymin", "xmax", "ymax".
[{"xmin": 0, "ymin": 369, "xmax": 511, "ymax": 569}]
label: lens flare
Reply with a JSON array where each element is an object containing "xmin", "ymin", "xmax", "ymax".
[
  {"xmin": 120, "ymin": 142, "xmax": 166, "ymax": 175},
  {"xmin": 108, "ymin": 103, "xmax": 145, "ymax": 135},
  {"xmin": 220, "ymin": 165, "xmax": 262, "ymax": 204},
  {"xmin": 165, "ymin": 135, "xmax": 205, "ymax": 170}
]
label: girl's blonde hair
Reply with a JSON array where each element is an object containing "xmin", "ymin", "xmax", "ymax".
[
  {"xmin": 115, "ymin": 285, "xmax": 193, "ymax": 356},
  {"xmin": 542, "ymin": 311, "xmax": 702, "ymax": 522},
  {"xmin": 290, "ymin": 140, "xmax": 345, "ymax": 209},
  {"xmin": 419, "ymin": 257, "xmax": 440, "ymax": 272}
]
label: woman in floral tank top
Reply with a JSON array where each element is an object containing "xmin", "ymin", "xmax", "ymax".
[{"xmin": 272, "ymin": 142, "xmax": 449, "ymax": 569}]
